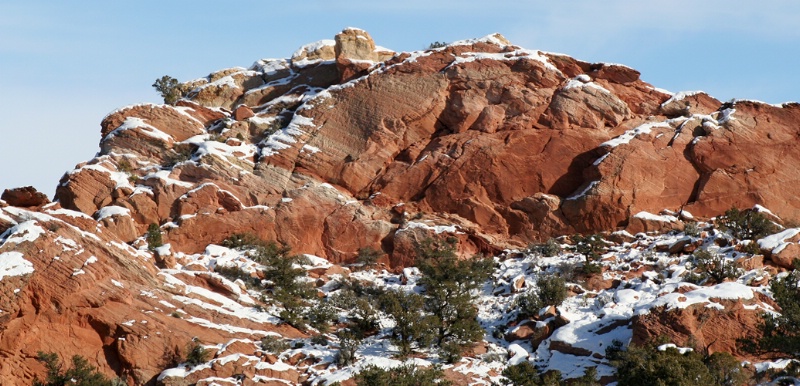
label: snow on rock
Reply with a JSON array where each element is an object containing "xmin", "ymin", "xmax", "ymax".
[
  {"xmin": 601, "ymin": 121, "xmax": 672, "ymax": 148},
  {"xmin": 259, "ymin": 114, "xmax": 316, "ymax": 157},
  {"xmin": 651, "ymin": 282, "xmax": 755, "ymax": 311},
  {"xmin": 758, "ymin": 228, "xmax": 800, "ymax": 254},
  {"xmin": 1, "ymin": 220, "xmax": 46, "ymax": 245},
  {"xmin": 657, "ymin": 343, "xmax": 693, "ymax": 354},
  {"xmin": 0, "ymin": 252, "xmax": 35, "ymax": 280},
  {"xmin": 104, "ymin": 117, "xmax": 173, "ymax": 142},
  {"xmin": 95, "ymin": 205, "xmax": 131, "ymax": 221},
  {"xmin": 401, "ymin": 221, "xmax": 461, "ymax": 234},
  {"xmin": 660, "ymin": 91, "xmax": 703, "ymax": 108},
  {"xmin": 633, "ymin": 211, "xmax": 679, "ymax": 223}
]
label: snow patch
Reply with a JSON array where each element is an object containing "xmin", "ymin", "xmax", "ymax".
[
  {"xmin": 1, "ymin": 220, "xmax": 46, "ymax": 244},
  {"xmin": 95, "ymin": 206, "xmax": 131, "ymax": 221},
  {"xmin": 601, "ymin": 121, "xmax": 672, "ymax": 148},
  {"xmin": 0, "ymin": 252, "xmax": 35, "ymax": 280}
]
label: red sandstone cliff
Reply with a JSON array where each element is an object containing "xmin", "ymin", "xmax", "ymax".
[{"xmin": 0, "ymin": 28, "xmax": 797, "ymax": 385}]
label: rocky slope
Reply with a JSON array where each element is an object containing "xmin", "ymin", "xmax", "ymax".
[{"xmin": 1, "ymin": 28, "xmax": 799, "ymax": 385}]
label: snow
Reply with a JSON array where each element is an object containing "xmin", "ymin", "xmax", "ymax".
[
  {"xmin": 1, "ymin": 220, "xmax": 46, "ymax": 244},
  {"xmin": 259, "ymin": 113, "xmax": 316, "ymax": 157},
  {"xmin": 300, "ymin": 144, "xmax": 320, "ymax": 154},
  {"xmin": 95, "ymin": 205, "xmax": 131, "ymax": 221},
  {"xmin": 601, "ymin": 121, "xmax": 672, "ymax": 148},
  {"xmin": 651, "ymin": 282, "xmax": 755, "ymax": 310},
  {"xmin": 104, "ymin": 117, "xmax": 172, "ymax": 142},
  {"xmin": 657, "ymin": 343, "xmax": 693, "ymax": 354},
  {"xmin": 718, "ymin": 107, "xmax": 736, "ymax": 125},
  {"xmin": 633, "ymin": 211, "xmax": 679, "ymax": 223},
  {"xmin": 565, "ymin": 181, "xmax": 598, "ymax": 200},
  {"xmin": 402, "ymin": 221, "xmax": 460, "ymax": 234},
  {"xmin": 0, "ymin": 252, "xmax": 35, "ymax": 280},
  {"xmin": 45, "ymin": 208, "xmax": 94, "ymax": 220},
  {"xmin": 291, "ymin": 39, "xmax": 335, "ymax": 67},
  {"xmin": 660, "ymin": 90, "xmax": 703, "ymax": 108},
  {"xmin": 563, "ymin": 77, "xmax": 611, "ymax": 94},
  {"xmin": 759, "ymin": 228, "xmax": 800, "ymax": 254}
]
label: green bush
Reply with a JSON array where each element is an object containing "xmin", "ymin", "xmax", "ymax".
[
  {"xmin": 310, "ymin": 334, "xmax": 329, "ymax": 346},
  {"xmin": 687, "ymin": 249, "xmax": 742, "ymax": 285},
  {"xmin": 222, "ymin": 233, "xmax": 268, "ymax": 250},
  {"xmin": 684, "ymin": 221, "xmax": 701, "ymax": 237},
  {"xmin": 356, "ymin": 246, "xmax": 383, "ymax": 268},
  {"xmin": 515, "ymin": 276, "xmax": 568, "ymax": 319},
  {"xmin": 260, "ymin": 335, "xmax": 290, "ymax": 354},
  {"xmin": 355, "ymin": 364, "xmax": 452, "ymax": 386},
  {"xmin": 305, "ymin": 301, "xmax": 338, "ymax": 333},
  {"xmin": 185, "ymin": 342, "xmax": 210, "ymax": 367},
  {"xmin": 152, "ymin": 75, "xmax": 182, "ymax": 105},
  {"xmin": 146, "ymin": 223, "xmax": 163, "ymax": 251},
  {"xmin": 500, "ymin": 361, "xmax": 562, "ymax": 386},
  {"xmin": 744, "ymin": 262, "xmax": 800, "ymax": 356},
  {"xmin": 33, "ymin": 352, "xmax": 118, "ymax": 386},
  {"xmin": 527, "ymin": 238, "xmax": 561, "ymax": 257},
  {"xmin": 705, "ymin": 352, "xmax": 748, "ymax": 386},
  {"xmin": 428, "ymin": 41, "xmax": 448, "ymax": 49},
  {"xmin": 537, "ymin": 276, "xmax": 568, "ymax": 308},
  {"xmin": 717, "ymin": 207, "xmax": 777, "ymax": 240},
  {"xmin": 572, "ymin": 234, "xmax": 607, "ymax": 275},
  {"xmin": 330, "ymin": 288, "xmax": 379, "ymax": 337},
  {"xmin": 609, "ymin": 341, "xmax": 747, "ymax": 386}
]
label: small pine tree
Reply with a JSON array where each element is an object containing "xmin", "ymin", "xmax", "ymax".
[
  {"xmin": 416, "ymin": 237, "xmax": 493, "ymax": 362},
  {"xmin": 609, "ymin": 343, "xmax": 732, "ymax": 386},
  {"xmin": 356, "ymin": 364, "xmax": 452, "ymax": 386},
  {"xmin": 572, "ymin": 234, "xmax": 607, "ymax": 275},
  {"xmin": 500, "ymin": 361, "xmax": 563, "ymax": 386},
  {"xmin": 717, "ymin": 207, "xmax": 777, "ymax": 240},
  {"xmin": 33, "ymin": 352, "xmax": 116, "ymax": 386},
  {"xmin": 146, "ymin": 223, "xmax": 163, "ymax": 251},
  {"xmin": 152, "ymin": 75, "xmax": 181, "ymax": 105},
  {"xmin": 378, "ymin": 289, "xmax": 434, "ymax": 357},
  {"xmin": 335, "ymin": 328, "xmax": 362, "ymax": 366},
  {"xmin": 746, "ymin": 262, "xmax": 800, "ymax": 356}
]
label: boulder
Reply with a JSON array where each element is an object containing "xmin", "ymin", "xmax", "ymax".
[
  {"xmin": 631, "ymin": 298, "xmax": 770, "ymax": 361},
  {"xmin": 1, "ymin": 186, "xmax": 49, "ymax": 207}
]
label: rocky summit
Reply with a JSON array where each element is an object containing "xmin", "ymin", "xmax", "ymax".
[{"xmin": 1, "ymin": 28, "xmax": 800, "ymax": 385}]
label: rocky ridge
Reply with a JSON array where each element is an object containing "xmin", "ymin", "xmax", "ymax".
[{"xmin": 1, "ymin": 28, "xmax": 799, "ymax": 385}]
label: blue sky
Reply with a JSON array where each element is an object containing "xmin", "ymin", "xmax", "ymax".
[{"xmin": 1, "ymin": 1, "xmax": 798, "ymax": 196}]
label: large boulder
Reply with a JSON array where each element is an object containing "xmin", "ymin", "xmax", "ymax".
[{"xmin": 1, "ymin": 187, "xmax": 49, "ymax": 208}]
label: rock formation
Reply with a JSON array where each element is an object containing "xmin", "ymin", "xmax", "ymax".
[{"xmin": 1, "ymin": 28, "xmax": 798, "ymax": 385}]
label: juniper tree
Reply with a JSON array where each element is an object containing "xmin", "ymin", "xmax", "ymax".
[
  {"xmin": 416, "ymin": 237, "xmax": 493, "ymax": 362},
  {"xmin": 152, "ymin": 75, "xmax": 181, "ymax": 105}
]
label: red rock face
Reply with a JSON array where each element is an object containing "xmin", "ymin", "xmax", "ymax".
[
  {"xmin": 52, "ymin": 31, "xmax": 800, "ymax": 265},
  {"xmin": 5, "ymin": 28, "xmax": 800, "ymax": 385}
]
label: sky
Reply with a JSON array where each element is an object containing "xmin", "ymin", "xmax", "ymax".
[{"xmin": 1, "ymin": 1, "xmax": 798, "ymax": 197}]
